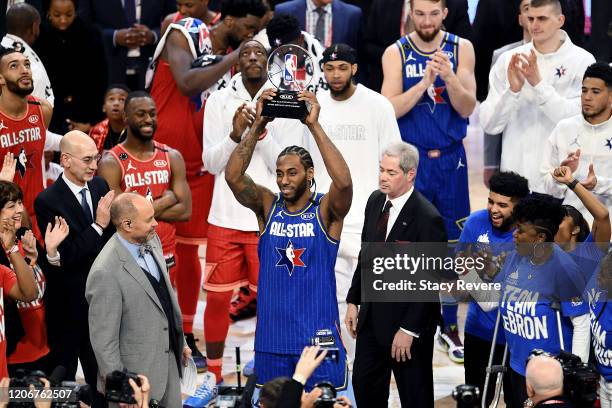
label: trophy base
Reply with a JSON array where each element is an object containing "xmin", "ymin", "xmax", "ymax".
[{"xmin": 261, "ymin": 91, "xmax": 307, "ymax": 120}]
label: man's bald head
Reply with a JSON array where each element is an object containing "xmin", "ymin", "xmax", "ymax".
[
  {"xmin": 6, "ymin": 4, "xmax": 41, "ymax": 45},
  {"xmin": 111, "ymin": 193, "xmax": 157, "ymax": 243},
  {"xmin": 111, "ymin": 193, "xmax": 141, "ymax": 227},
  {"xmin": 60, "ymin": 130, "xmax": 100, "ymax": 185},
  {"xmin": 60, "ymin": 130, "xmax": 97, "ymax": 154},
  {"xmin": 526, "ymin": 355, "xmax": 564, "ymax": 399}
]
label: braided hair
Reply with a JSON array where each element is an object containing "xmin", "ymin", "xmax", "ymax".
[{"xmin": 277, "ymin": 145, "xmax": 317, "ymax": 205}]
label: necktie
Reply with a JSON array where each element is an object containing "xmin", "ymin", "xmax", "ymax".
[
  {"xmin": 314, "ymin": 7, "xmax": 326, "ymax": 44},
  {"xmin": 124, "ymin": 0, "xmax": 136, "ymax": 27},
  {"xmin": 138, "ymin": 244, "xmax": 153, "ymax": 257},
  {"xmin": 79, "ymin": 189, "xmax": 94, "ymax": 225},
  {"xmin": 375, "ymin": 201, "xmax": 392, "ymax": 242}
]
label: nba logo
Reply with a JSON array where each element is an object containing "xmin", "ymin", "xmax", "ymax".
[{"xmin": 284, "ymin": 54, "xmax": 297, "ymax": 83}]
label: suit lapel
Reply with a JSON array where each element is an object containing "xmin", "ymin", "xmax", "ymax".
[
  {"xmin": 386, "ymin": 191, "xmax": 418, "ymax": 242},
  {"xmin": 55, "ymin": 176, "xmax": 91, "ymax": 227},
  {"xmin": 114, "ymin": 236, "xmax": 165, "ymax": 314},
  {"xmin": 368, "ymin": 193, "xmax": 386, "ymax": 241}
]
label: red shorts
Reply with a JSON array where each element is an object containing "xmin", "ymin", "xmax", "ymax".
[
  {"xmin": 175, "ymin": 172, "xmax": 214, "ymax": 244},
  {"xmin": 203, "ymin": 225, "xmax": 259, "ymax": 292}
]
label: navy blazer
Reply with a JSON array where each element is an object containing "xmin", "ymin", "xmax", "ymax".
[
  {"xmin": 275, "ymin": 0, "xmax": 362, "ymax": 50},
  {"xmin": 77, "ymin": 0, "xmax": 175, "ymax": 83}
]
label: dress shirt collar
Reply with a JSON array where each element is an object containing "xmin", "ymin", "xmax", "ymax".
[
  {"xmin": 116, "ymin": 233, "xmax": 145, "ymax": 262},
  {"xmin": 61, "ymin": 172, "xmax": 89, "ymax": 196},
  {"xmin": 384, "ymin": 186, "xmax": 414, "ymax": 212},
  {"xmin": 306, "ymin": 0, "xmax": 332, "ymax": 13}
]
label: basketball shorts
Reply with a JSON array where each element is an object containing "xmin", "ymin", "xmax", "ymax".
[
  {"xmin": 175, "ymin": 172, "xmax": 214, "ymax": 244},
  {"xmin": 203, "ymin": 225, "xmax": 259, "ymax": 292}
]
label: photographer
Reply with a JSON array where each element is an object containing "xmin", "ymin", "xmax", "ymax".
[
  {"xmin": 524, "ymin": 355, "xmax": 572, "ymax": 408},
  {"xmin": 257, "ymin": 346, "xmax": 351, "ymax": 408}
]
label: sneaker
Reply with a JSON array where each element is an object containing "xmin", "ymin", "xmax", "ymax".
[
  {"xmin": 243, "ymin": 358, "xmax": 255, "ymax": 377},
  {"xmin": 185, "ymin": 333, "xmax": 208, "ymax": 373},
  {"xmin": 229, "ymin": 287, "xmax": 257, "ymax": 322},
  {"xmin": 182, "ymin": 376, "xmax": 217, "ymax": 408},
  {"xmin": 436, "ymin": 325, "xmax": 464, "ymax": 364}
]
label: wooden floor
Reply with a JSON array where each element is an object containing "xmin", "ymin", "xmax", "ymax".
[{"xmin": 188, "ymin": 106, "xmax": 495, "ymax": 406}]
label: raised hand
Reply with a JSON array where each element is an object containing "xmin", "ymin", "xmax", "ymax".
[
  {"xmin": 551, "ymin": 165, "xmax": 574, "ymax": 185},
  {"xmin": 254, "ymin": 88, "xmax": 277, "ymax": 128},
  {"xmin": 507, "ymin": 53, "xmax": 526, "ymax": 93},
  {"xmin": 517, "ymin": 50, "xmax": 542, "ymax": 87},
  {"xmin": 430, "ymin": 49, "xmax": 453, "ymax": 81},
  {"xmin": 229, "ymin": 103, "xmax": 256, "ymax": 143},
  {"xmin": 45, "ymin": 216, "xmax": 69, "ymax": 257},
  {"xmin": 95, "ymin": 190, "xmax": 115, "ymax": 228},
  {"xmin": 21, "ymin": 230, "xmax": 38, "ymax": 262},
  {"xmin": 421, "ymin": 61, "xmax": 437, "ymax": 89},
  {"xmin": 297, "ymin": 90, "xmax": 321, "ymax": 128},
  {"xmin": 580, "ymin": 163, "xmax": 597, "ymax": 191},
  {"xmin": 0, "ymin": 152, "xmax": 16, "ymax": 182},
  {"xmin": 560, "ymin": 149, "xmax": 581, "ymax": 173},
  {"xmin": 0, "ymin": 216, "xmax": 17, "ymax": 249},
  {"xmin": 294, "ymin": 346, "xmax": 327, "ymax": 383}
]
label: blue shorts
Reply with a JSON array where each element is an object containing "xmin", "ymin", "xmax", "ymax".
[
  {"xmin": 415, "ymin": 143, "xmax": 470, "ymax": 241},
  {"xmin": 254, "ymin": 350, "xmax": 349, "ymax": 391}
]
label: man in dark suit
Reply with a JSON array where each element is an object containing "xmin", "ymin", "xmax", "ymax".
[
  {"xmin": 34, "ymin": 131, "xmax": 115, "ymax": 402},
  {"xmin": 77, "ymin": 0, "xmax": 175, "ymax": 90},
  {"xmin": 274, "ymin": 0, "xmax": 362, "ymax": 50},
  {"xmin": 363, "ymin": 0, "xmax": 472, "ymax": 92},
  {"xmin": 346, "ymin": 141, "xmax": 447, "ymax": 407}
]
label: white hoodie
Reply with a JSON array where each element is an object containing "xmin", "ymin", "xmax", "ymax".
[
  {"xmin": 480, "ymin": 32, "xmax": 595, "ymax": 192},
  {"xmin": 540, "ymin": 114, "xmax": 612, "ymax": 226}
]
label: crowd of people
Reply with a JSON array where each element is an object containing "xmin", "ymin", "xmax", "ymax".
[{"xmin": 0, "ymin": 0, "xmax": 610, "ymax": 407}]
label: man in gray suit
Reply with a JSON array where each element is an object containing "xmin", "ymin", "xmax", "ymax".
[{"xmin": 86, "ymin": 193, "xmax": 191, "ymax": 408}]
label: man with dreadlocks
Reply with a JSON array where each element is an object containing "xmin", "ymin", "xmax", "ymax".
[{"xmin": 225, "ymin": 88, "xmax": 353, "ymax": 399}]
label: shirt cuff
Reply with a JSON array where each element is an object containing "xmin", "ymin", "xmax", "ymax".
[
  {"xmin": 46, "ymin": 251, "xmax": 61, "ymax": 266},
  {"xmin": 92, "ymin": 223, "xmax": 103, "ymax": 236},
  {"xmin": 399, "ymin": 328, "xmax": 419, "ymax": 338},
  {"xmin": 113, "ymin": 30, "xmax": 118, "ymax": 47},
  {"xmin": 152, "ymin": 30, "xmax": 159, "ymax": 44}
]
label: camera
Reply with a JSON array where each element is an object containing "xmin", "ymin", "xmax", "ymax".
[
  {"xmin": 52, "ymin": 382, "xmax": 92, "ymax": 408},
  {"xmin": 451, "ymin": 384, "xmax": 480, "ymax": 408},
  {"xmin": 9, "ymin": 369, "xmax": 46, "ymax": 389},
  {"xmin": 105, "ymin": 370, "xmax": 141, "ymax": 404},
  {"xmin": 314, "ymin": 381, "xmax": 344, "ymax": 408},
  {"xmin": 557, "ymin": 350, "xmax": 598, "ymax": 408}
]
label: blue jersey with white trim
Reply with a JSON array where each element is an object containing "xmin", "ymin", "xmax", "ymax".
[
  {"xmin": 396, "ymin": 32, "xmax": 468, "ymax": 149},
  {"xmin": 585, "ymin": 274, "xmax": 612, "ymax": 381},
  {"xmin": 255, "ymin": 193, "xmax": 342, "ymax": 354}
]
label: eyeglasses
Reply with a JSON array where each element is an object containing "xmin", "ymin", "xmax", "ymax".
[{"xmin": 65, "ymin": 152, "xmax": 101, "ymax": 165}]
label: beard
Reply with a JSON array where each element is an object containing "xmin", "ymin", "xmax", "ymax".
[
  {"xmin": 490, "ymin": 213, "xmax": 515, "ymax": 232},
  {"xmin": 282, "ymin": 179, "xmax": 309, "ymax": 203},
  {"xmin": 6, "ymin": 78, "xmax": 33, "ymax": 96},
  {"xmin": 582, "ymin": 105, "xmax": 608, "ymax": 120},
  {"xmin": 414, "ymin": 25, "xmax": 442, "ymax": 42},
  {"xmin": 329, "ymin": 75, "xmax": 353, "ymax": 98},
  {"xmin": 128, "ymin": 122, "xmax": 157, "ymax": 142}
]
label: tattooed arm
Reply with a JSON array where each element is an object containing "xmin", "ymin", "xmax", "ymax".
[{"xmin": 225, "ymin": 92, "xmax": 277, "ymax": 232}]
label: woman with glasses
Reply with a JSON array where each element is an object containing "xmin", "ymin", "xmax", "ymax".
[{"xmin": 459, "ymin": 195, "xmax": 589, "ymax": 408}]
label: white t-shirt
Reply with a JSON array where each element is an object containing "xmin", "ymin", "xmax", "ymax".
[
  {"xmin": 1, "ymin": 34, "xmax": 54, "ymax": 106},
  {"xmin": 202, "ymin": 73, "xmax": 304, "ymax": 231},
  {"xmin": 540, "ymin": 114, "xmax": 612, "ymax": 226},
  {"xmin": 480, "ymin": 32, "xmax": 595, "ymax": 192},
  {"xmin": 305, "ymin": 84, "xmax": 402, "ymax": 234}
]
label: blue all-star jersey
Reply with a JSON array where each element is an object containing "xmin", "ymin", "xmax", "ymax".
[
  {"xmin": 396, "ymin": 32, "xmax": 468, "ymax": 149},
  {"xmin": 255, "ymin": 193, "xmax": 342, "ymax": 354}
]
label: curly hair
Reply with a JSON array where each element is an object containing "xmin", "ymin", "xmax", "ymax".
[{"xmin": 513, "ymin": 195, "xmax": 565, "ymax": 241}]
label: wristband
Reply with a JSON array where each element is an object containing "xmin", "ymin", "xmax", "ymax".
[
  {"xmin": 292, "ymin": 374, "xmax": 306, "ymax": 385},
  {"xmin": 7, "ymin": 244, "xmax": 19, "ymax": 255},
  {"xmin": 257, "ymin": 129, "xmax": 268, "ymax": 141},
  {"xmin": 94, "ymin": 221, "xmax": 104, "ymax": 230},
  {"xmin": 567, "ymin": 179, "xmax": 579, "ymax": 190}
]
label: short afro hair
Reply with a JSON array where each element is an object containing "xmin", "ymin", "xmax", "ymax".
[
  {"xmin": 513, "ymin": 195, "xmax": 565, "ymax": 241},
  {"xmin": 583, "ymin": 62, "xmax": 612, "ymax": 89},
  {"xmin": 489, "ymin": 171, "xmax": 530, "ymax": 200},
  {"xmin": 220, "ymin": 0, "xmax": 267, "ymax": 19}
]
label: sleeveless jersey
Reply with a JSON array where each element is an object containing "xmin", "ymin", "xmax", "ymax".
[
  {"xmin": 148, "ymin": 17, "xmax": 230, "ymax": 178},
  {"xmin": 0, "ymin": 96, "xmax": 46, "ymax": 223},
  {"xmin": 396, "ymin": 32, "xmax": 468, "ymax": 149},
  {"xmin": 256, "ymin": 193, "xmax": 342, "ymax": 354},
  {"xmin": 8, "ymin": 244, "xmax": 48, "ymax": 364},
  {"xmin": 109, "ymin": 142, "xmax": 176, "ymax": 257}
]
